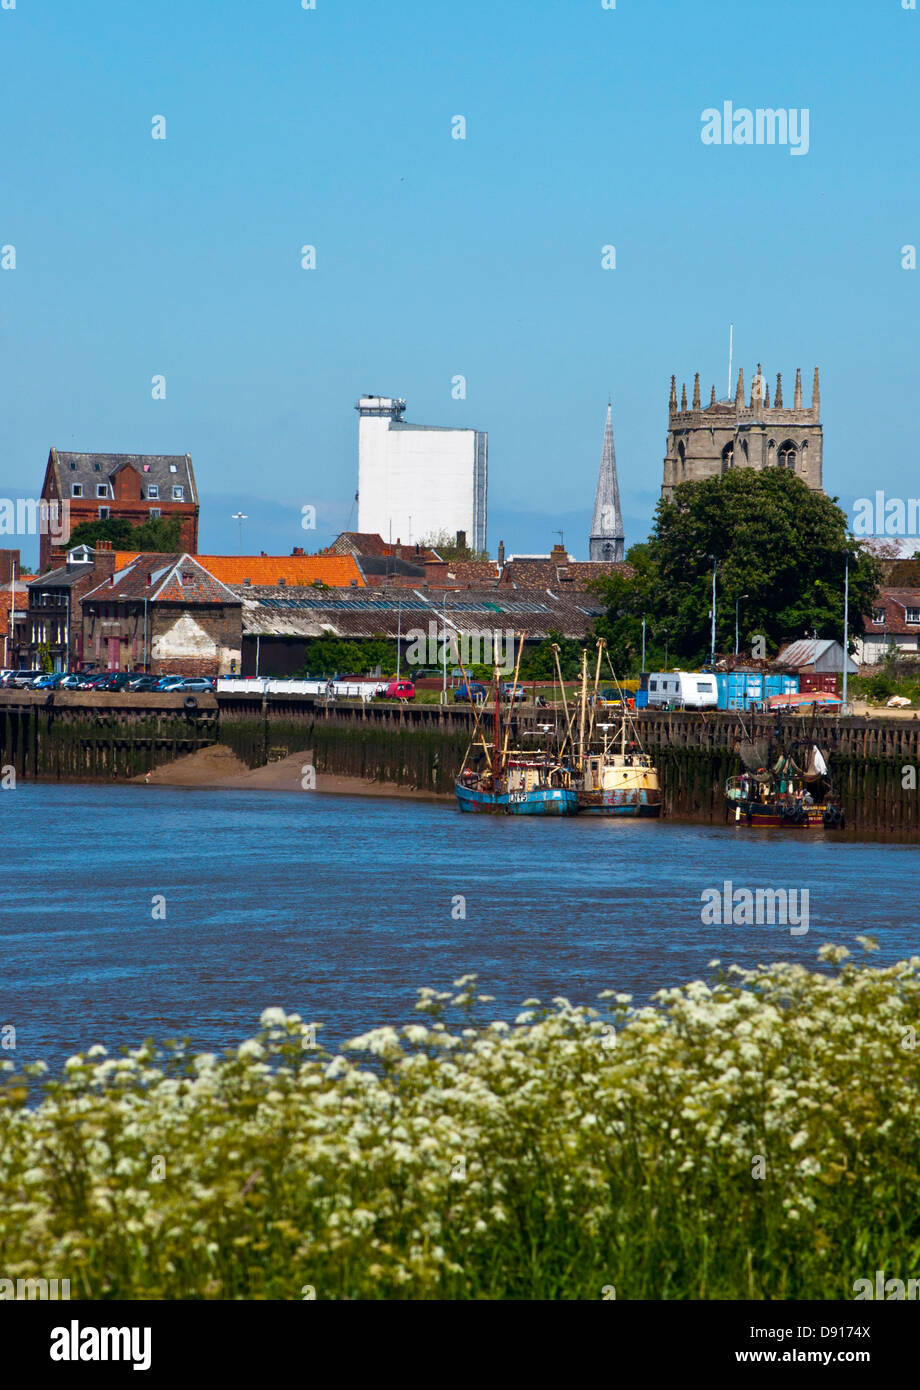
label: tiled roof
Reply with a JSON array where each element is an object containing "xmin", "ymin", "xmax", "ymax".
[
  {"xmin": 83, "ymin": 553, "xmax": 241, "ymax": 605},
  {"xmin": 498, "ymin": 559, "xmax": 631, "ymax": 589},
  {"xmin": 49, "ymin": 451, "xmax": 197, "ymax": 501},
  {"xmin": 441, "ymin": 561, "xmax": 501, "ymax": 587},
  {"xmin": 197, "ymin": 554, "xmax": 365, "ymax": 588},
  {"xmin": 863, "ymin": 588, "xmax": 920, "ymax": 635},
  {"xmin": 327, "ymin": 532, "xmax": 393, "ymax": 557}
]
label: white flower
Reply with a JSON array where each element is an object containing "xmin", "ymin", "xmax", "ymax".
[
  {"xmin": 238, "ymin": 1040, "xmax": 266, "ymax": 1060},
  {"xmin": 260, "ymin": 1007, "xmax": 288, "ymax": 1028}
]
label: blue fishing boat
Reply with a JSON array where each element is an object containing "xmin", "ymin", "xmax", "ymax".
[
  {"xmin": 454, "ymin": 638, "xmax": 579, "ymax": 816},
  {"xmin": 456, "ymin": 763, "xmax": 578, "ymax": 815}
]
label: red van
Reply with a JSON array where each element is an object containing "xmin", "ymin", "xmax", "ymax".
[{"xmin": 383, "ymin": 679, "xmax": 415, "ymax": 701}]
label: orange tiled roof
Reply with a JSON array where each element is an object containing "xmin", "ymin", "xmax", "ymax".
[{"xmin": 197, "ymin": 554, "xmax": 365, "ymax": 587}]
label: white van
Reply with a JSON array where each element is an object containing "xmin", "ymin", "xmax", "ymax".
[{"xmin": 645, "ymin": 671, "xmax": 718, "ymax": 710}]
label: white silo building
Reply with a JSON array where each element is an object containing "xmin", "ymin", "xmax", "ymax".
[{"xmin": 356, "ymin": 396, "xmax": 488, "ymax": 551}]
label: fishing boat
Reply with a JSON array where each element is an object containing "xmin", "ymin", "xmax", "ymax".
[
  {"xmin": 454, "ymin": 636, "xmax": 579, "ymax": 815},
  {"xmin": 724, "ymin": 723, "xmax": 845, "ymax": 829},
  {"xmin": 563, "ymin": 640, "xmax": 661, "ymax": 817}
]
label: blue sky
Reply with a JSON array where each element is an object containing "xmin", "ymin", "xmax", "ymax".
[{"xmin": 1, "ymin": 0, "xmax": 918, "ymax": 566}]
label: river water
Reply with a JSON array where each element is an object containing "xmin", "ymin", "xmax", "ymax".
[{"xmin": 3, "ymin": 783, "xmax": 918, "ymax": 1070}]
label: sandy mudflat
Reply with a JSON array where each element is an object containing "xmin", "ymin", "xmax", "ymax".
[{"xmin": 132, "ymin": 744, "xmax": 451, "ymax": 800}]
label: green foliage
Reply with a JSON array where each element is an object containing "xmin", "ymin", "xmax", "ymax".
[
  {"xmin": 592, "ymin": 473, "xmax": 880, "ymax": 671},
  {"xmin": 67, "ymin": 515, "xmax": 182, "ymax": 552},
  {"xmin": 2, "ymin": 944, "xmax": 916, "ymax": 1299},
  {"xmin": 297, "ymin": 635, "xmax": 398, "ymax": 677},
  {"xmin": 518, "ymin": 630, "xmax": 586, "ymax": 680},
  {"xmin": 416, "ymin": 529, "xmax": 490, "ymax": 562}
]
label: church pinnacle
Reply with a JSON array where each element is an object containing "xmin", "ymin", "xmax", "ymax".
[{"xmin": 589, "ymin": 402, "xmax": 625, "ymax": 562}]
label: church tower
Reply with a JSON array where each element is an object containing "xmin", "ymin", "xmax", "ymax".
[
  {"xmin": 661, "ymin": 365, "xmax": 823, "ymax": 501},
  {"xmin": 590, "ymin": 402, "xmax": 625, "ymax": 562}
]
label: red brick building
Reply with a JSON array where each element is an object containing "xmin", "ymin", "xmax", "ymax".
[
  {"xmin": 39, "ymin": 450, "xmax": 199, "ymax": 571},
  {"xmin": 82, "ymin": 553, "xmax": 241, "ymax": 676}
]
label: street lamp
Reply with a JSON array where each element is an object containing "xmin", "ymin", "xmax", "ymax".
[
  {"xmin": 708, "ymin": 556, "xmax": 717, "ymax": 667},
  {"xmin": 641, "ymin": 614, "xmax": 646, "ymax": 674},
  {"xmin": 231, "ymin": 512, "xmax": 247, "ymax": 554},
  {"xmin": 843, "ymin": 552, "xmax": 850, "ymax": 709},
  {"xmin": 662, "ymin": 628, "xmax": 669, "ymax": 673},
  {"xmin": 734, "ymin": 594, "xmax": 749, "ymax": 657}
]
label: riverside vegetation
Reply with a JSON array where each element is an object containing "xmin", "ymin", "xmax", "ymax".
[{"xmin": 1, "ymin": 943, "xmax": 918, "ymax": 1300}]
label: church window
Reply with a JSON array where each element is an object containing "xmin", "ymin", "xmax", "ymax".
[
  {"xmin": 778, "ymin": 441, "xmax": 797, "ymax": 470},
  {"xmin": 721, "ymin": 442, "xmax": 734, "ymax": 472},
  {"xmin": 677, "ymin": 442, "xmax": 686, "ymax": 475}
]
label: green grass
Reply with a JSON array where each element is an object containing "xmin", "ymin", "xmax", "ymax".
[{"xmin": 2, "ymin": 943, "xmax": 919, "ymax": 1300}]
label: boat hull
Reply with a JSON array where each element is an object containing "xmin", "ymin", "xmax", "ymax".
[
  {"xmin": 577, "ymin": 788, "xmax": 661, "ymax": 816},
  {"xmin": 456, "ymin": 782, "xmax": 578, "ymax": 815},
  {"xmin": 726, "ymin": 799, "xmax": 845, "ymax": 829}
]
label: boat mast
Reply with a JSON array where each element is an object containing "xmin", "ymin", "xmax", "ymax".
[
  {"xmin": 577, "ymin": 648, "xmax": 588, "ymax": 772},
  {"xmin": 552, "ymin": 643, "xmax": 576, "ymax": 758},
  {"xmin": 500, "ymin": 632, "xmax": 527, "ymax": 769}
]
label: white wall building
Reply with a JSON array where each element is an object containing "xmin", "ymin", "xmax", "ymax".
[{"xmin": 356, "ymin": 396, "xmax": 487, "ymax": 552}]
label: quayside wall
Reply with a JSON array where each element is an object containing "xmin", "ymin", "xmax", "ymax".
[{"xmin": 2, "ymin": 691, "xmax": 919, "ymax": 832}]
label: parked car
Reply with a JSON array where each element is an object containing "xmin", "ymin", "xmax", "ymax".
[
  {"xmin": 58, "ymin": 675, "xmax": 84, "ymax": 689},
  {"xmin": 176, "ymin": 678, "xmax": 215, "ymax": 692},
  {"xmin": 453, "ymin": 682, "xmax": 487, "ymax": 704},
  {"xmin": 95, "ymin": 673, "xmax": 132, "ymax": 692},
  {"xmin": 591, "ymin": 688, "xmax": 634, "ymax": 711},
  {"xmin": 157, "ymin": 678, "xmax": 189, "ymax": 692},
  {"xmin": 500, "ymin": 682, "xmax": 527, "ymax": 703},
  {"xmin": 5, "ymin": 670, "xmax": 44, "ymax": 688},
  {"xmin": 31, "ymin": 673, "xmax": 64, "ymax": 689},
  {"xmin": 382, "ymin": 679, "xmax": 415, "ymax": 701},
  {"xmin": 127, "ymin": 675, "xmax": 161, "ymax": 692}
]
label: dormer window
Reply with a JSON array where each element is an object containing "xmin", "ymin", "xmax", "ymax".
[
  {"xmin": 69, "ymin": 461, "xmax": 76, "ymax": 470},
  {"xmin": 872, "ymin": 610, "xmax": 885, "ymax": 625},
  {"xmin": 169, "ymin": 463, "xmax": 178, "ymax": 473},
  {"xmin": 96, "ymin": 484, "xmax": 108, "ymax": 498},
  {"xmin": 93, "ymin": 462, "xmax": 101, "ymax": 471},
  {"xmin": 172, "ymin": 485, "xmax": 184, "ymax": 500},
  {"xmin": 72, "ymin": 483, "xmax": 83, "ymax": 497},
  {"xmin": 907, "ymin": 608, "xmax": 920, "ymax": 625},
  {"xmin": 147, "ymin": 485, "xmax": 159, "ymax": 499}
]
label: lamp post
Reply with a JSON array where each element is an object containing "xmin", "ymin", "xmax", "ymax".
[
  {"xmin": 709, "ymin": 557, "xmax": 717, "ymax": 667},
  {"xmin": 641, "ymin": 614, "xmax": 646, "ymax": 675},
  {"xmin": 662, "ymin": 628, "xmax": 669, "ymax": 673},
  {"xmin": 843, "ymin": 552, "xmax": 850, "ymax": 709},
  {"xmin": 734, "ymin": 593, "xmax": 749, "ymax": 657},
  {"xmin": 232, "ymin": 512, "xmax": 247, "ymax": 554}
]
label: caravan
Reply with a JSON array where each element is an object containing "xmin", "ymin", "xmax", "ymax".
[{"xmin": 644, "ymin": 671, "xmax": 718, "ymax": 711}]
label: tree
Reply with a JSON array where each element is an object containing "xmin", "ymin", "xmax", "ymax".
[
  {"xmin": 297, "ymin": 635, "xmax": 398, "ymax": 677},
  {"xmin": 519, "ymin": 631, "xmax": 586, "ymax": 681},
  {"xmin": 416, "ymin": 529, "xmax": 490, "ymax": 562},
  {"xmin": 66, "ymin": 515, "xmax": 182, "ymax": 552},
  {"xmin": 595, "ymin": 471, "xmax": 879, "ymax": 669}
]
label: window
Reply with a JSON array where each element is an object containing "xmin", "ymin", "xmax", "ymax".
[
  {"xmin": 778, "ymin": 440, "xmax": 797, "ymax": 471},
  {"xmin": 93, "ymin": 462, "xmax": 101, "ymax": 471},
  {"xmin": 169, "ymin": 463, "xmax": 178, "ymax": 472},
  {"xmin": 147, "ymin": 484, "xmax": 159, "ymax": 499},
  {"xmin": 96, "ymin": 483, "xmax": 108, "ymax": 498},
  {"xmin": 650, "ymin": 680, "xmax": 657, "ymax": 691},
  {"xmin": 69, "ymin": 461, "xmax": 76, "ymax": 470},
  {"xmin": 98, "ymin": 506, "xmax": 110, "ymax": 519},
  {"xmin": 172, "ymin": 485, "xmax": 184, "ymax": 500},
  {"xmin": 721, "ymin": 442, "xmax": 734, "ymax": 472},
  {"xmin": 72, "ymin": 483, "xmax": 83, "ymax": 497},
  {"xmin": 872, "ymin": 610, "xmax": 885, "ymax": 624},
  {"xmin": 907, "ymin": 609, "xmax": 920, "ymax": 624},
  {"xmin": 149, "ymin": 507, "xmax": 161, "ymax": 519}
]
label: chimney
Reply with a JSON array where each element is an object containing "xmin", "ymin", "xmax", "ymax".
[
  {"xmin": 455, "ymin": 529, "xmax": 466, "ymax": 551},
  {"xmin": 278, "ymin": 576, "xmax": 286, "ymax": 586},
  {"xmin": 394, "ymin": 537, "xmax": 403, "ymax": 559},
  {"xmin": 292, "ymin": 546, "xmax": 304, "ymax": 556},
  {"xmin": 0, "ymin": 549, "xmax": 20, "ymax": 586},
  {"xmin": 550, "ymin": 543, "xmax": 568, "ymax": 562},
  {"xmin": 91, "ymin": 545, "xmax": 117, "ymax": 582},
  {"xmin": 497, "ymin": 539, "xmax": 505, "ymax": 567}
]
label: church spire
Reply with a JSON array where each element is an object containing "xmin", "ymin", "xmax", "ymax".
[
  {"xmin": 794, "ymin": 367, "xmax": 803, "ymax": 410},
  {"xmin": 669, "ymin": 375, "xmax": 677, "ymax": 410},
  {"xmin": 692, "ymin": 373, "xmax": 701, "ymax": 410},
  {"xmin": 775, "ymin": 372, "xmax": 783, "ymax": 407},
  {"xmin": 734, "ymin": 367, "xmax": 744, "ymax": 407},
  {"xmin": 589, "ymin": 402, "xmax": 625, "ymax": 563},
  {"xmin": 681, "ymin": 382, "xmax": 687, "ymax": 411},
  {"xmin": 764, "ymin": 381, "xmax": 771, "ymax": 407},
  {"xmin": 812, "ymin": 366, "xmax": 820, "ymax": 414},
  {"xmin": 710, "ymin": 385, "xmax": 716, "ymax": 406}
]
